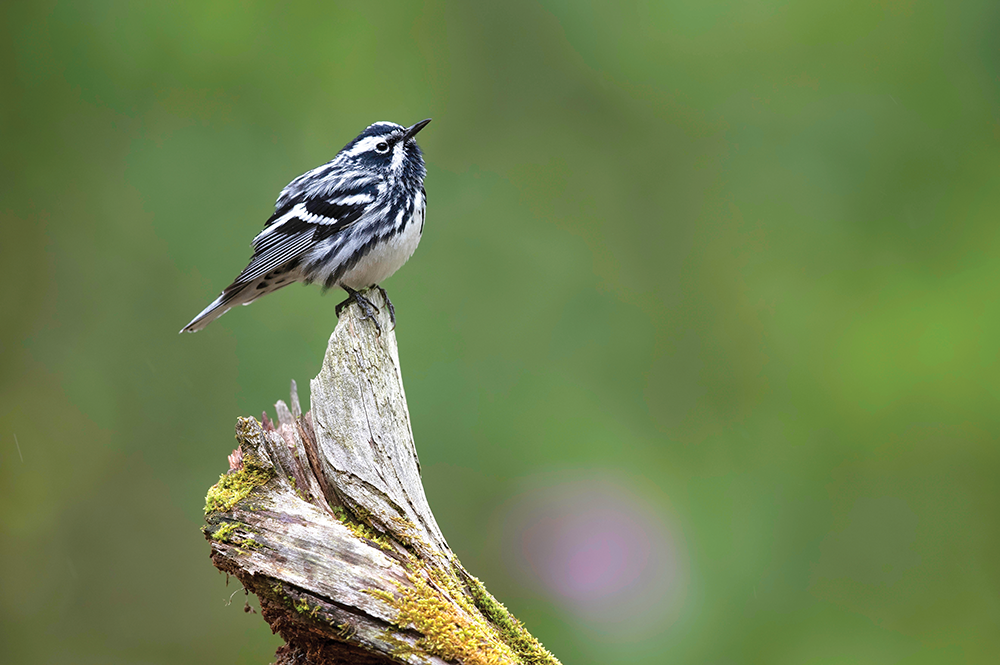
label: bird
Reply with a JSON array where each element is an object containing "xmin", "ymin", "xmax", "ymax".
[{"xmin": 181, "ymin": 118, "xmax": 431, "ymax": 333}]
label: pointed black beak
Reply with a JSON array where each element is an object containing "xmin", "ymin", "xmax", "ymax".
[{"xmin": 403, "ymin": 118, "xmax": 432, "ymax": 141}]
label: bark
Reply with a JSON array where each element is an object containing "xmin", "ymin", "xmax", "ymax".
[{"xmin": 203, "ymin": 290, "xmax": 561, "ymax": 665}]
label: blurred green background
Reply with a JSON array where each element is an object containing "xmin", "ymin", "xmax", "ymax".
[{"xmin": 3, "ymin": 0, "xmax": 999, "ymax": 663}]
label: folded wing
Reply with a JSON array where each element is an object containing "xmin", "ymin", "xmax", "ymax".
[{"xmin": 180, "ymin": 183, "xmax": 377, "ymax": 333}]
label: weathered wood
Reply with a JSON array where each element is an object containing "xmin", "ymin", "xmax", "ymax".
[{"xmin": 203, "ymin": 290, "xmax": 561, "ymax": 665}]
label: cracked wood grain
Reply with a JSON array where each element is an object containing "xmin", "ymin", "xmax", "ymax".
[{"xmin": 203, "ymin": 290, "xmax": 561, "ymax": 665}]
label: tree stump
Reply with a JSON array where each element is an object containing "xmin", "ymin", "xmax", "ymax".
[{"xmin": 202, "ymin": 290, "xmax": 561, "ymax": 665}]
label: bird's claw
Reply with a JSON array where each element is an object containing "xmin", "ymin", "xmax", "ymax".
[
  {"xmin": 374, "ymin": 285, "xmax": 396, "ymax": 330},
  {"xmin": 336, "ymin": 288, "xmax": 382, "ymax": 335}
]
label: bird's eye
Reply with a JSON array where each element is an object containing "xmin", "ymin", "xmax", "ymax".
[{"xmin": 375, "ymin": 142, "xmax": 389, "ymax": 153}]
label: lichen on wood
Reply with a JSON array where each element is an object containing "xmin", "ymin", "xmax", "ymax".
[{"xmin": 203, "ymin": 289, "xmax": 561, "ymax": 665}]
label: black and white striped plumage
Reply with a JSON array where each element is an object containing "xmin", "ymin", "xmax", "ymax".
[{"xmin": 181, "ymin": 118, "xmax": 431, "ymax": 333}]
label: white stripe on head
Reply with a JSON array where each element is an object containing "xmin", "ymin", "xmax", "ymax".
[
  {"xmin": 390, "ymin": 142, "xmax": 405, "ymax": 171},
  {"xmin": 347, "ymin": 136, "xmax": 386, "ymax": 157},
  {"xmin": 345, "ymin": 122, "xmax": 403, "ymax": 158}
]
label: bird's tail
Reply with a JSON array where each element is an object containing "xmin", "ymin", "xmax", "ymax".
[
  {"xmin": 180, "ymin": 282, "xmax": 255, "ymax": 333},
  {"xmin": 181, "ymin": 266, "xmax": 304, "ymax": 333}
]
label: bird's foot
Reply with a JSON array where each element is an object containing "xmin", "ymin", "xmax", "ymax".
[
  {"xmin": 336, "ymin": 287, "xmax": 382, "ymax": 334},
  {"xmin": 374, "ymin": 285, "xmax": 396, "ymax": 330}
]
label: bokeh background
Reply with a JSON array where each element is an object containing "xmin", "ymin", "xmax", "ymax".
[{"xmin": 3, "ymin": 1, "xmax": 999, "ymax": 663}]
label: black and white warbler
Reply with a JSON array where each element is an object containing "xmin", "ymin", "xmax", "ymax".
[{"xmin": 181, "ymin": 118, "xmax": 432, "ymax": 333}]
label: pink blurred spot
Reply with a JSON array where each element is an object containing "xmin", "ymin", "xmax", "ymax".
[
  {"xmin": 497, "ymin": 472, "xmax": 687, "ymax": 639},
  {"xmin": 523, "ymin": 507, "xmax": 650, "ymax": 603}
]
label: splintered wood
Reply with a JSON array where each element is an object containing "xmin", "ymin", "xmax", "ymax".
[{"xmin": 203, "ymin": 290, "xmax": 561, "ymax": 665}]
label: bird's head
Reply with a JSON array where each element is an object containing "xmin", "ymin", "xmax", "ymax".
[{"xmin": 340, "ymin": 119, "xmax": 431, "ymax": 180}]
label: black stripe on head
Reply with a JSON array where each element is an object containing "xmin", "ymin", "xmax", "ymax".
[
  {"xmin": 339, "ymin": 122, "xmax": 404, "ymax": 153},
  {"xmin": 358, "ymin": 122, "xmax": 403, "ymax": 139}
]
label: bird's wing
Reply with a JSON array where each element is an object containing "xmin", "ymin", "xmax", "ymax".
[{"xmin": 232, "ymin": 183, "xmax": 379, "ymax": 285}]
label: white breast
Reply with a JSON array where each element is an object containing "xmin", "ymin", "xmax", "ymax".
[{"xmin": 338, "ymin": 195, "xmax": 425, "ymax": 290}]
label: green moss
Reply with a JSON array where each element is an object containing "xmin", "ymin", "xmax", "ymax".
[
  {"xmin": 467, "ymin": 576, "xmax": 560, "ymax": 665},
  {"xmin": 384, "ymin": 570, "xmax": 518, "ymax": 665},
  {"xmin": 265, "ymin": 584, "xmax": 324, "ymax": 622},
  {"xmin": 204, "ymin": 453, "xmax": 274, "ymax": 514},
  {"xmin": 374, "ymin": 560, "xmax": 561, "ymax": 665},
  {"xmin": 287, "ymin": 475, "xmax": 307, "ymax": 501},
  {"xmin": 336, "ymin": 622, "xmax": 357, "ymax": 640},
  {"xmin": 332, "ymin": 506, "xmax": 395, "ymax": 551},
  {"xmin": 207, "ymin": 520, "xmax": 265, "ymax": 553},
  {"xmin": 212, "ymin": 521, "xmax": 241, "ymax": 543}
]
